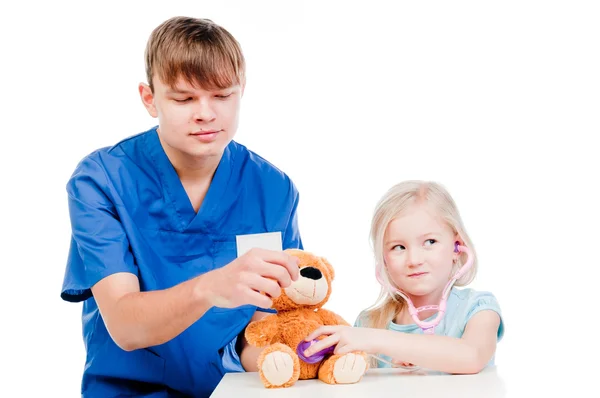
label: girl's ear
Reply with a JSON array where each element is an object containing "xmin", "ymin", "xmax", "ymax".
[{"xmin": 453, "ymin": 235, "xmax": 462, "ymax": 258}]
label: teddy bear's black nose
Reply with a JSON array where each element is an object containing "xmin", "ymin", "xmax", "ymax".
[{"xmin": 300, "ymin": 267, "xmax": 322, "ymax": 280}]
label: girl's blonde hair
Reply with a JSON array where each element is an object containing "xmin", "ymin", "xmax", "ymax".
[{"xmin": 359, "ymin": 180, "xmax": 478, "ymax": 363}]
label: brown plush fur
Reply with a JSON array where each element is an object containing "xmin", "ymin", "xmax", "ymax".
[{"xmin": 245, "ymin": 249, "xmax": 368, "ymax": 388}]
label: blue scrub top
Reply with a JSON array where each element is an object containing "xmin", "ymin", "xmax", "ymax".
[{"xmin": 61, "ymin": 126, "xmax": 303, "ymax": 397}]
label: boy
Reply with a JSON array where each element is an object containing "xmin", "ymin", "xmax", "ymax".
[{"xmin": 61, "ymin": 16, "xmax": 302, "ymax": 397}]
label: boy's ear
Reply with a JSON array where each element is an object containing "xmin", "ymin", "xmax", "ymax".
[{"xmin": 139, "ymin": 83, "xmax": 158, "ymax": 118}]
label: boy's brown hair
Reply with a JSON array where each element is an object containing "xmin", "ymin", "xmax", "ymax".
[{"xmin": 144, "ymin": 16, "xmax": 245, "ymax": 92}]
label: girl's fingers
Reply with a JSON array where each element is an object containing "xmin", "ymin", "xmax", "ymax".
[
  {"xmin": 303, "ymin": 334, "xmax": 339, "ymax": 357},
  {"xmin": 304, "ymin": 326, "xmax": 342, "ymax": 341},
  {"xmin": 392, "ymin": 359, "xmax": 414, "ymax": 367},
  {"xmin": 333, "ymin": 341, "xmax": 352, "ymax": 355}
]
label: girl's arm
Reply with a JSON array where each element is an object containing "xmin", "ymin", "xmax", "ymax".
[
  {"xmin": 303, "ymin": 310, "xmax": 500, "ymax": 374},
  {"xmin": 376, "ymin": 310, "xmax": 501, "ymax": 374}
]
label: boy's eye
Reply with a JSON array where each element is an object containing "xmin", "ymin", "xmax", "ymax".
[
  {"xmin": 424, "ymin": 239, "xmax": 436, "ymax": 246},
  {"xmin": 174, "ymin": 98, "xmax": 192, "ymax": 103},
  {"xmin": 215, "ymin": 93, "xmax": 232, "ymax": 99}
]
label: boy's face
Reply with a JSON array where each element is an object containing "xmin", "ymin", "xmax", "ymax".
[{"xmin": 139, "ymin": 75, "xmax": 242, "ymax": 162}]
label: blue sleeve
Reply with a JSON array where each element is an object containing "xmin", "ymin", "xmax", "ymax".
[
  {"xmin": 221, "ymin": 335, "xmax": 245, "ymax": 373},
  {"xmin": 282, "ymin": 182, "xmax": 303, "ymax": 251},
  {"xmin": 464, "ymin": 290, "xmax": 505, "ymax": 341},
  {"xmin": 61, "ymin": 156, "xmax": 138, "ymax": 302},
  {"xmin": 221, "ymin": 305, "xmax": 277, "ymax": 372}
]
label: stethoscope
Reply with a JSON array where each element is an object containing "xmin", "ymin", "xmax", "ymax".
[
  {"xmin": 296, "ymin": 242, "xmax": 474, "ymax": 370},
  {"xmin": 375, "ymin": 241, "xmax": 474, "ymax": 335}
]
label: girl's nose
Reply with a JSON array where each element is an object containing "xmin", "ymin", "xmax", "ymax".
[{"xmin": 407, "ymin": 248, "xmax": 425, "ymax": 267}]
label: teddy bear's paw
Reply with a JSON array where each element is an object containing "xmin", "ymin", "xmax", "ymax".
[
  {"xmin": 332, "ymin": 353, "xmax": 368, "ymax": 384},
  {"xmin": 261, "ymin": 350, "xmax": 296, "ymax": 387}
]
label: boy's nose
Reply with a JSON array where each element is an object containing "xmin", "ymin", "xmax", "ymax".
[{"xmin": 193, "ymin": 102, "xmax": 216, "ymax": 122}]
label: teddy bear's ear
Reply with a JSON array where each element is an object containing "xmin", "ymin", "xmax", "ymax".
[{"xmin": 319, "ymin": 256, "xmax": 335, "ymax": 280}]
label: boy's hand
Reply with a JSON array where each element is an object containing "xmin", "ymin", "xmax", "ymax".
[
  {"xmin": 205, "ymin": 248, "xmax": 299, "ymax": 309},
  {"xmin": 302, "ymin": 325, "xmax": 379, "ymax": 356}
]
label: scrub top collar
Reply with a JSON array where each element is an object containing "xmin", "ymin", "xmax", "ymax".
[{"xmin": 145, "ymin": 127, "xmax": 234, "ymax": 233}]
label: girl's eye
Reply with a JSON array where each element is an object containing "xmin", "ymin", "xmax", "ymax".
[
  {"xmin": 424, "ymin": 239, "xmax": 436, "ymax": 246},
  {"xmin": 392, "ymin": 245, "xmax": 405, "ymax": 251}
]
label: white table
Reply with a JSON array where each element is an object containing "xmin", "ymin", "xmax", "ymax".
[{"xmin": 211, "ymin": 366, "xmax": 507, "ymax": 397}]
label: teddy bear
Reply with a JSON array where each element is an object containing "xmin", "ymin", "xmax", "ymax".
[{"xmin": 244, "ymin": 248, "xmax": 369, "ymax": 388}]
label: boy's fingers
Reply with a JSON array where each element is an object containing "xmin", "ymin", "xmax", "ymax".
[
  {"xmin": 258, "ymin": 261, "xmax": 292, "ymax": 288},
  {"xmin": 253, "ymin": 249, "xmax": 300, "ymax": 281},
  {"xmin": 246, "ymin": 289, "xmax": 273, "ymax": 309}
]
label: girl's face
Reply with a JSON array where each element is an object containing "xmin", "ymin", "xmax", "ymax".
[{"xmin": 383, "ymin": 202, "xmax": 459, "ymax": 303}]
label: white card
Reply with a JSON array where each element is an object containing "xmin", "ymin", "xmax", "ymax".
[{"xmin": 236, "ymin": 231, "xmax": 283, "ymax": 257}]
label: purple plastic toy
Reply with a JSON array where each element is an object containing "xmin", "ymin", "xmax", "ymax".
[{"xmin": 296, "ymin": 339, "xmax": 336, "ymax": 364}]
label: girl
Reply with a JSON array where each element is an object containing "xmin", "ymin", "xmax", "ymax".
[{"xmin": 303, "ymin": 180, "xmax": 504, "ymax": 374}]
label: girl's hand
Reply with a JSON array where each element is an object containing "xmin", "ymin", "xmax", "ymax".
[
  {"xmin": 302, "ymin": 325, "xmax": 379, "ymax": 357},
  {"xmin": 392, "ymin": 359, "xmax": 416, "ymax": 368}
]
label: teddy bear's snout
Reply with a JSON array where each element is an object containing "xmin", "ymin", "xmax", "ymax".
[{"xmin": 299, "ymin": 267, "xmax": 322, "ymax": 280}]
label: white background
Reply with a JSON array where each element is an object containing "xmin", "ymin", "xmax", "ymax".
[{"xmin": 2, "ymin": 0, "xmax": 599, "ymax": 396}]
